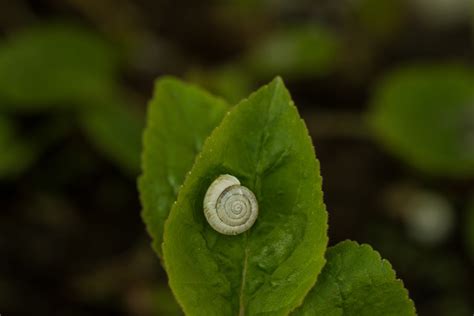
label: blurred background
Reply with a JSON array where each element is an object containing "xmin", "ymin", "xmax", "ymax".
[{"xmin": 0, "ymin": 0, "xmax": 473, "ymax": 315}]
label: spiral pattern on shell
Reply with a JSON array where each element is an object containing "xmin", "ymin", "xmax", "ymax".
[{"xmin": 203, "ymin": 174, "xmax": 258, "ymax": 235}]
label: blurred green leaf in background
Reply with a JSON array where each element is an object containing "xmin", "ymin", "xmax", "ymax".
[
  {"xmin": 0, "ymin": 23, "xmax": 144, "ymax": 175},
  {"xmin": 80, "ymin": 95, "xmax": 143, "ymax": 175},
  {"xmin": 0, "ymin": 23, "xmax": 118, "ymax": 110},
  {"xmin": 244, "ymin": 25, "xmax": 340, "ymax": 80},
  {"xmin": 368, "ymin": 64, "xmax": 474, "ymax": 177}
]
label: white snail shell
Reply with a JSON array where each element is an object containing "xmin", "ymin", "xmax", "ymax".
[{"xmin": 203, "ymin": 174, "xmax": 258, "ymax": 235}]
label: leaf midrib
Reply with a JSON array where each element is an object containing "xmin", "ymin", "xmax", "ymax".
[
  {"xmin": 238, "ymin": 246, "xmax": 249, "ymax": 316},
  {"xmin": 237, "ymin": 80, "xmax": 281, "ymax": 316}
]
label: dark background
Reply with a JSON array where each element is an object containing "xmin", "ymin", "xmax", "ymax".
[{"xmin": 0, "ymin": 0, "xmax": 473, "ymax": 315}]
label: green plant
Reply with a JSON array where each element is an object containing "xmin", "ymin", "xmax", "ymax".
[{"xmin": 139, "ymin": 77, "xmax": 416, "ymax": 315}]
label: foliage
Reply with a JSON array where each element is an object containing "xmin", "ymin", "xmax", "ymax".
[
  {"xmin": 244, "ymin": 25, "xmax": 340, "ymax": 79},
  {"xmin": 368, "ymin": 64, "xmax": 474, "ymax": 177},
  {"xmin": 139, "ymin": 77, "xmax": 230, "ymax": 257},
  {"xmin": 292, "ymin": 241, "xmax": 416, "ymax": 316},
  {"xmin": 162, "ymin": 77, "xmax": 327, "ymax": 315},
  {"xmin": 140, "ymin": 77, "xmax": 414, "ymax": 315},
  {"xmin": 80, "ymin": 96, "xmax": 144, "ymax": 175},
  {"xmin": 0, "ymin": 23, "xmax": 118, "ymax": 110},
  {"xmin": 0, "ymin": 23, "xmax": 143, "ymax": 175},
  {"xmin": 1, "ymin": 1, "xmax": 473, "ymax": 315}
]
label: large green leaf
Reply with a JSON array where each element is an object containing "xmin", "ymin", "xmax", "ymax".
[
  {"xmin": 139, "ymin": 77, "xmax": 230, "ymax": 258},
  {"xmin": 293, "ymin": 240, "xmax": 416, "ymax": 316},
  {"xmin": 368, "ymin": 64, "xmax": 474, "ymax": 177},
  {"xmin": 0, "ymin": 23, "xmax": 118, "ymax": 110},
  {"xmin": 162, "ymin": 78, "xmax": 328, "ymax": 315}
]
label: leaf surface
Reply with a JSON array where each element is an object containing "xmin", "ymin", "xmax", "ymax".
[
  {"xmin": 293, "ymin": 240, "xmax": 416, "ymax": 316},
  {"xmin": 139, "ymin": 77, "xmax": 230, "ymax": 257},
  {"xmin": 163, "ymin": 77, "xmax": 328, "ymax": 315}
]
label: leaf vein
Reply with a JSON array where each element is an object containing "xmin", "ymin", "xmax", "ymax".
[{"xmin": 238, "ymin": 81, "xmax": 280, "ymax": 316}]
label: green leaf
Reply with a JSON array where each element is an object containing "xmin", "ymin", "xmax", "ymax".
[
  {"xmin": 245, "ymin": 25, "xmax": 340, "ymax": 79},
  {"xmin": 293, "ymin": 240, "xmax": 416, "ymax": 316},
  {"xmin": 368, "ymin": 64, "xmax": 474, "ymax": 177},
  {"xmin": 162, "ymin": 78, "xmax": 328, "ymax": 315},
  {"xmin": 0, "ymin": 23, "xmax": 118, "ymax": 110},
  {"xmin": 139, "ymin": 77, "xmax": 230, "ymax": 258},
  {"xmin": 80, "ymin": 96, "xmax": 144, "ymax": 175}
]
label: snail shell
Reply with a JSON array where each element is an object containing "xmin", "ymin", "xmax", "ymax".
[{"xmin": 203, "ymin": 174, "xmax": 258, "ymax": 235}]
